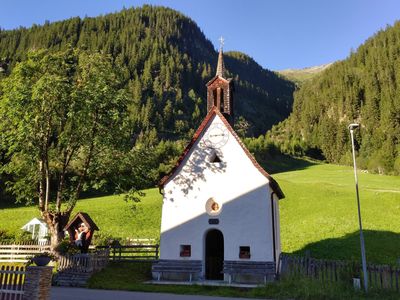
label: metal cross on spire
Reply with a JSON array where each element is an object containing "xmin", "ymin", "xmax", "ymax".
[{"xmin": 219, "ymin": 36, "xmax": 224, "ymax": 50}]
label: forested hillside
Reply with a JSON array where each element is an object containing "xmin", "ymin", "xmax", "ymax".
[
  {"xmin": 268, "ymin": 21, "xmax": 400, "ymax": 174},
  {"xmin": 0, "ymin": 5, "xmax": 294, "ymax": 138},
  {"xmin": 0, "ymin": 5, "xmax": 295, "ymax": 204}
]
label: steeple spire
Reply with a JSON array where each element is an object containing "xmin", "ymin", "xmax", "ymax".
[
  {"xmin": 216, "ymin": 36, "xmax": 225, "ymax": 77},
  {"xmin": 206, "ymin": 36, "xmax": 234, "ymax": 126}
]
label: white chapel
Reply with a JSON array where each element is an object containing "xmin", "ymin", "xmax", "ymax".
[{"xmin": 152, "ymin": 45, "xmax": 285, "ymax": 284}]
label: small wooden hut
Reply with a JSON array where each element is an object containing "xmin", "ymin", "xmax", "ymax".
[{"xmin": 64, "ymin": 212, "xmax": 99, "ymax": 251}]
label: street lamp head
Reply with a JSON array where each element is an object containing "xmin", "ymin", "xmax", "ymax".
[{"xmin": 348, "ymin": 123, "xmax": 360, "ymax": 130}]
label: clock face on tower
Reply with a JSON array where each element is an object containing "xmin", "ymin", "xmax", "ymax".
[{"xmin": 204, "ymin": 123, "xmax": 229, "ymax": 148}]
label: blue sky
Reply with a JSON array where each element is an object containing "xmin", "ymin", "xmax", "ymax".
[{"xmin": 1, "ymin": 0, "xmax": 399, "ymax": 70}]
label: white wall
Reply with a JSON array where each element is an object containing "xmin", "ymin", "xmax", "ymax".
[{"xmin": 160, "ymin": 114, "xmax": 277, "ymax": 264}]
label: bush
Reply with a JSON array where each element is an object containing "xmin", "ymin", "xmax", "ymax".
[
  {"xmin": 14, "ymin": 230, "xmax": 34, "ymax": 243},
  {"xmin": 0, "ymin": 229, "xmax": 13, "ymax": 243},
  {"xmin": 91, "ymin": 232, "xmax": 122, "ymax": 247},
  {"xmin": 54, "ymin": 238, "xmax": 80, "ymax": 255},
  {"xmin": 0, "ymin": 230, "xmax": 35, "ymax": 244}
]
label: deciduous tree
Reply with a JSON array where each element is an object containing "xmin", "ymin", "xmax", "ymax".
[{"xmin": 0, "ymin": 48, "xmax": 129, "ymax": 249}]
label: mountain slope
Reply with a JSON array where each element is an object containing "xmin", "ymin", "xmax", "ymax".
[
  {"xmin": 269, "ymin": 21, "xmax": 400, "ymax": 174},
  {"xmin": 277, "ymin": 63, "xmax": 333, "ymax": 85},
  {"xmin": 0, "ymin": 5, "xmax": 294, "ymax": 138}
]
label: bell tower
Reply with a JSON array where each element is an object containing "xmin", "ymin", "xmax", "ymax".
[{"xmin": 206, "ymin": 37, "xmax": 235, "ymax": 126}]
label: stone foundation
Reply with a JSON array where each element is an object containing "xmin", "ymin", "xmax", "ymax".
[{"xmin": 23, "ymin": 266, "xmax": 53, "ymax": 300}]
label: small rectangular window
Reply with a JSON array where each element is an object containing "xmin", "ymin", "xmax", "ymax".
[
  {"xmin": 180, "ymin": 245, "xmax": 191, "ymax": 257},
  {"xmin": 239, "ymin": 246, "xmax": 250, "ymax": 259}
]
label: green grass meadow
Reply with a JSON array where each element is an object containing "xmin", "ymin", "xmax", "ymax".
[
  {"xmin": 0, "ymin": 188, "xmax": 163, "ymax": 242},
  {"xmin": 88, "ymin": 262, "xmax": 400, "ymax": 300},
  {"xmin": 1, "ymin": 162, "xmax": 399, "ymax": 264},
  {"xmin": 274, "ymin": 163, "xmax": 400, "ymax": 264}
]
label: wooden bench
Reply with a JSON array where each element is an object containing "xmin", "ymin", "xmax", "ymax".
[
  {"xmin": 152, "ymin": 260, "xmax": 202, "ymax": 282},
  {"xmin": 223, "ymin": 260, "xmax": 275, "ymax": 284}
]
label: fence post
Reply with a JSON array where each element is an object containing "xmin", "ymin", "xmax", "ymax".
[
  {"xmin": 23, "ymin": 266, "xmax": 52, "ymax": 300},
  {"xmin": 155, "ymin": 245, "xmax": 159, "ymax": 259}
]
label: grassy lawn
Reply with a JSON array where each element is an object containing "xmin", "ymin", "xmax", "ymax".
[
  {"xmin": 88, "ymin": 262, "xmax": 399, "ymax": 299},
  {"xmin": 73, "ymin": 188, "xmax": 162, "ymax": 241},
  {"xmin": 0, "ymin": 188, "xmax": 162, "ymax": 242},
  {"xmin": 275, "ymin": 163, "xmax": 400, "ymax": 264},
  {"xmin": 88, "ymin": 262, "xmax": 252, "ymax": 297},
  {"xmin": 1, "ymin": 162, "xmax": 400, "ymax": 264}
]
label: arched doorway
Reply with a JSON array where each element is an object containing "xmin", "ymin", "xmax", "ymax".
[{"xmin": 205, "ymin": 229, "xmax": 224, "ymax": 280}]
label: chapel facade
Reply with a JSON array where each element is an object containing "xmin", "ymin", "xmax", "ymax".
[{"xmin": 153, "ymin": 45, "xmax": 284, "ymax": 284}]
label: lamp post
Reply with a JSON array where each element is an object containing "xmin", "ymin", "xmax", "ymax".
[{"xmin": 348, "ymin": 123, "xmax": 368, "ymax": 292}]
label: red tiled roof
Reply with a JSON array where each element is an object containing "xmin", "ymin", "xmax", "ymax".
[{"xmin": 159, "ymin": 107, "xmax": 285, "ymax": 199}]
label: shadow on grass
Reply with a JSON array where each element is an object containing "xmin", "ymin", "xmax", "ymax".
[
  {"xmin": 0, "ymin": 197, "xmax": 35, "ymax": 209},
  {"xmin": 89, "ymin": 261, "xmax": 400, "ymax": 299},
  {"xmin": 0, "ymin": 189, "xmax": 117, "ymax": 209},
  {"xmin": 291, "ymin": 230, "xmax": 400, "ymax": 265},
  {"xmin": 0, "ymin": 195, "xmax": 116, "ymax": 209},
  {"xmin": 257, "ymin": 153, "xmax": 317, "ymax": 174},
  {"xmin": 88, "ymin": 261, "xmax": 254, "ymax": 297}
]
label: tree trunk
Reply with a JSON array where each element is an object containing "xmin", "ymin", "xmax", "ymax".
[
  {"xmin": 38, "ymin": 160, "xmax": 46, "ymax": 211},
  {"xmin": 42, "ymin": 211, "xmax": 71, "ymax": 252}
]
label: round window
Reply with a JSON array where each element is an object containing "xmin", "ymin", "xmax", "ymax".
[{"xmin": 205, "ymin": 197, "xmax": 222, "ymax": 216}]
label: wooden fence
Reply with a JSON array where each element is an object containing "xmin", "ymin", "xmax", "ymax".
[
  {"xmin": 279, "ymin": 253, "xmax": 400, "ymax": 292},
  {"xmin": 124, "ymin": 238, "xmax": 157, "ymax": 245},
  {"xmin": 96, "ymin": 244, "xmax": 159, "ymax": 261},
  {"xmin": 0, "ymin": 244, "xmax": 51, "ymax": 263},
  {"xmin": 0, "ymin": 241, "xmax": 50, "ymax": 246},
  {"xmin": 0, "ymin": 265, "xmax": 25, "ymax": 300},
  {"xmin": 0, "ymin": 242, "xmax": 156, "ymax": 263},
  {"xmin": 57, "ymin": 250, "xmax": 109, "ymax": 273}
]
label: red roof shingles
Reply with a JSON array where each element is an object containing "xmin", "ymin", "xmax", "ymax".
[{"xmin": 159, "ymin": 107, "xmax": 285, "ymax": 199}]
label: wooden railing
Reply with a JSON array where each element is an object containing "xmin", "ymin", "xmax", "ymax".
[
  {"xmin": 0, "ymin": 265, "xmax": 25, "ymax": 300},
  {"xmin": 279, "ymin": 253, "xmax": 400, "ymax": 292},
  {"xmin": 0, "ymin": 241, "xmax": 50, "ymax": 246},
  {"xmin": 96, "ymin": 244, "xmax": 159, "ymax": 261},
  {"xmin": 124, "ymin": 238, "xmax": 157, "ymax": 245},
  {"xmin": 0, "ymin": 244, "xmax": 51, "ymax": 263},
  {"xmin": 57, "ymin": 250, "xmax": 109, "ymax": 273}
]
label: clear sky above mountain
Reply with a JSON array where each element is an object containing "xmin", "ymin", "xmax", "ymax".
[{"xmin": 1, "ymin": 0, "xmax": 399, "ymax": 70}]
